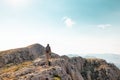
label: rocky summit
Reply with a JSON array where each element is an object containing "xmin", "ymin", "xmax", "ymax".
[{"xmin": 0, "ymin": 44, "xmax": 120, "ymax": 80}]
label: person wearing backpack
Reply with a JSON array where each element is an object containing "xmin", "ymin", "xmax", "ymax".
[{"xmin": 45, "ymin": 44, "xmax": 51, "ymax": 66}]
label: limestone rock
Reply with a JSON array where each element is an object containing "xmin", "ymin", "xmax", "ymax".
[
  {"xmin": 0, "ymin": 43, "xmax": 120, "ymax": 80},
  {"xmin": 0, "ymin": 43, "xmax": 45, "ymax": 67},
  {"xmin": 81, "ymin": 58, "xmax": 120, "ymax": 80}
]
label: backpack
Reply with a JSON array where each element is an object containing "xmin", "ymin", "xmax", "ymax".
[{"xmin": 46, "ymin": 45, "xmax": 51, "ymax": 53}]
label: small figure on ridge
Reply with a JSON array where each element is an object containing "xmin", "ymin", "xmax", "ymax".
[{"xmin": 45, "ymin": 44, "xmax": 51, "ymax": 66}]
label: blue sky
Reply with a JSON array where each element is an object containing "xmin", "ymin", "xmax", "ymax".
[{"xmin": 0, "ymin": 0, "xmax": 120, "ymax": 55}]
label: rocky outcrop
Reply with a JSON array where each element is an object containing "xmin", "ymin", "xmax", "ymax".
[
  {"xmin": 0, "ymin": 43, "xmax": 120, "ymax": 80},
  {"xmin": 0, "ymin": 43, "xmax": 45, "ymax": 68},
  {"xmin": 81, "ymin": 58, "xmax": 120, "ymax": 80}
]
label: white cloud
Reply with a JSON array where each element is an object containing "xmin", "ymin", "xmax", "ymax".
[
  {"xmin": 63, "ymin": 17, "xmax": 75, "ymax": 27},
  {"xmin": 97, "ymin": 24, "xmax": 112, "ymax": 29}
]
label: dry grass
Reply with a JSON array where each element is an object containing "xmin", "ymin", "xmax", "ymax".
[
  {"xmin": 0, "ymin": 61, "xmax": 32, "ymax": 80},
  {"xmin": 86, "ymin": 58, "xmax": 103, "ymax": 61},
  {"xmin": 0, "ymin": 61, "xmax": 32, "ymax": 74}
]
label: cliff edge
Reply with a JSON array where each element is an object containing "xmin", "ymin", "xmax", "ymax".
[{"xmin": 0, "ymin": 44, "xmax": 120, "ymax": 80}]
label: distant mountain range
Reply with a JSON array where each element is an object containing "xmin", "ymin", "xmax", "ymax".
[{"xmin": 67, "ymin": 53, "xmax": 120, "ymax": 69}]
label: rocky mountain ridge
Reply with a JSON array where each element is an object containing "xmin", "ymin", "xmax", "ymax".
[
  {"xmin": 67, "ymin": 53, "xmax": 120, "ymax": 69},
  {"xmin": 0, "ymin": 43, "xmax": 120, "ymax": 80}
]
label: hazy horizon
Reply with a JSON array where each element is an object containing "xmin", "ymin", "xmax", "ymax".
[{"xmin": 0, "ymin": 0, "xmax": 120, "ymax": 55}]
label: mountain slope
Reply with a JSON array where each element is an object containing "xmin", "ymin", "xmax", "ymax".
[
  {"xmin": 0, "ymin": 43, "xmax": 45, "ymax": 68},
  {"xmin": 68, "ymin": 53, "xmax": 120, "ymax": 69},
  {"xmin": 0, "ymin": 44, "xmax": 120, "ymax": 80},
  {"xmin": 84, "ymin": 54, "xmax": 120, "ymax": 69}
]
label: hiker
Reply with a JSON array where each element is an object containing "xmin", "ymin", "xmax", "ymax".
[{"xmin": 45, "ymin": 44, "xmax": 51, "ymax": 66}]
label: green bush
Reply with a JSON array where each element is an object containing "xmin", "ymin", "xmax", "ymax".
[
  {"xmin": 53, "ymin": 75, "xmax": 61, "ymax": 80},
  {"xmin": 54, "ymin": 77, "xmax": 61, "ymax": 80}
]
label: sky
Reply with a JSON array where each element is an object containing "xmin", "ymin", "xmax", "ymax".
[{"xmin": 0, "ymin": 0, "xmax": 120, "ymax": 55}]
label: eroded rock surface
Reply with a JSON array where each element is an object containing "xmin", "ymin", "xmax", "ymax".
[{"xmin": 0, "ymin": 43, "xmax": 120, "ymax": 80}]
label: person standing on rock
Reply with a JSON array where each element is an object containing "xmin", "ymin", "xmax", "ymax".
[{"xmin": 45, "ymin": 44, "xmax": 51, "ymax": 66}]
